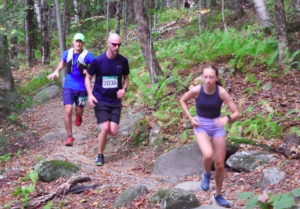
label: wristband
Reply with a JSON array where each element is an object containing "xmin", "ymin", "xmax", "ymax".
[
  {"xmin": 227, "ymin": 115, "xmax": 232, "ymax": 121},
  {"xmin": 123, "ymin": 87, "xmax": 127, "ymax": 92}
]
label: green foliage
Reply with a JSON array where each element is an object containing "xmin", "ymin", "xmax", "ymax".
[
  {"xmin": 13, "ymin": 183, "xmax": 35, "ymax": 206},
  {"xmin": 8, "ymin": 114, "xmax": 19, "ymax": 122},
  {"xmin": 0, "ymin": 153, "xmax": 11, "ymax": 164},
  {"xmin": 43, "ymin": 201, "xmax": 54, "ymax": 209},
  {"xmin": 15, "ymin": 149, "xmax": 21, "ymax": 157},
  {"xmin": 19, "ymin": 71, "xmax": 52, "ymax": 95},
  {"xmin": 238, "ymin": 186, "xmax": 300, "ymax": 209}
]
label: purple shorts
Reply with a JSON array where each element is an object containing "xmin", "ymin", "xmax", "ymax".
[
  {"xmin": 193, "ymin": 115, "xmax": 226, "ymax": 138},
  {"xmin": 63, "ymin": 88, "xmax": 87, "ymax": 107}
]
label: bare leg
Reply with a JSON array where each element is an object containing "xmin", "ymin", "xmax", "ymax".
[
  {"xmin": 212, "ymin": 135, "xmax": 226, "ymax": 195},
  {"xmin": 98, "ymin": 121, "xmax": 110, "ymax": 154},
  {"xmin": 64, "ymin": 105, "xmax": 73, "ymax": 136},
  {"xmin": 196, "ymin": 132, "xmax": 213, "ymax": 174},
  {"xmin": 75, "ymin": 106, "xmax": 84, "ymax": 118}
]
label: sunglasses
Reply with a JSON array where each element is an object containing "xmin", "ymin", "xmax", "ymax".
[{"xmin": 109, "ymin": 41, "xmax": 122, "ymax": 47}]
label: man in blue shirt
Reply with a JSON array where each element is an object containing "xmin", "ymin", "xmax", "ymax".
[
  {"xmin": 47, "ymin": 33, "xmax": 94, "ymax": 146},
  {"xmin": 85, "ymin": 33, "xmax": 129, "ymax": 166}
]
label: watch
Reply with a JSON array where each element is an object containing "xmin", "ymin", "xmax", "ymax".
[
  {"xmin": 123, "ymin": 87, "xmax": 127, "ymax": 92},
  {"xmin": 227, "ymin": 115, "xmax": 232, "ymax": 121}
]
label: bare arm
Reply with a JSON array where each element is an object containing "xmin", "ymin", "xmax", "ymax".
[
  {"xmin": 85, "ymin": 73, "xmax": 97, "ymax": 107},
  {"xmin": 123, "ymin": 75, "xmax": 129, "ymax": 89},
  {"xmin": 47, "ymin": 61, "xmax": 66, "ymax": 80},
  {"xmin": 117, "ymin": 74, "xmax": 129, "ymax": 100}
]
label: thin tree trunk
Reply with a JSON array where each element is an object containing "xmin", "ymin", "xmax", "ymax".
[
  {"xmin": 25, "ymin": 0, "xmax": 35, "ymax": 67},
  {"xmin": 107, "ymin": 0, "xmax": 110, "ymax": 37},
  {"xmin": 198, "ymin": 0, "xmax": 202, "ymax": 35},
  {"xmin": 74, "ymin": 0, "xmax": 79, "ymax": 22},
  {"xmin": 210, "ymin": 0, "xmax": 217, "ymax": 7},
  {"xmin": 126, "ymin": 0, "xmax": 135, "ymax": 24},
  {"xmin": 235, "ymin": 0, "xmax": 243, "ymax": 19},
  {"xmin": 34, "ymin": 0, "xmax": 41, "ymax": 30},
  {"xmin": 222, "ymin": 0, "xmax": 228, "ymax": 33},
  {"xmin": 274, "ymin": 0, "xmax": 288, "ymax": 61},
  {"xmin": 201, "ymin": 0, "xmax": 206, "ymax": 8},
  {"xmin": 54, "ymin": 0, "xmax": 66, "ymax": 87},
  {"xmin": 132, "ymin": 0, "xmax": 163, "ymax": 84},
  {"xmin": 176, "ymin": 0, "xmax": 181, "ymax": 8},
  {"xmin": 62, "ymin": 0, "xmax": 67, "ymax": 49},
  {"xmin": 124, "ymin": 0, "xmax": 128, "ymax": 46},
  {"xmin": 80, "ymin": 0, "xmax": 88, "ymax": 19},
  {"xmin": 253, "ymin": 0, "xmax": 270, "ymax": 27},
  {"xmin": 166, "ymin": 0, "xmax": 172, "ymax": 8},
  {"xmin": 10, "ymin": 0, "xmax": 18, "ymax": 64},
  {"xmin": 0, "ymin": 35, "xmax": 15, "ymax": 89},
  {"xmin": 40, "ymin": 0, "xmax": 51, "ymax": 65},
  {"xmin": 115, "ymin": 0, "xmax": 121, "ymax": 34},
  {"xmin": 147, "ymin": 0, "xmax": 155, "ymax": 86},
  {"xmin": 154, "ymin": 0, "xmax": 158, "ymax": 26}
]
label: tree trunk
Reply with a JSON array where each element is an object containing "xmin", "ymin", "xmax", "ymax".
[
  {"xmin": 62, "ymin": 0, "xmax": 67, "ymax": 49},
  {"xmin": 154, "ymin": 0, "xmax": 158, "ymax": 25},
  {"xmin": 115, "ymin": 0, "xmax": 121, "ymax": 34},
  {"xmin": 0, "ymin": 35, "xmax": 15, "ymax": 89},
  {"xmin": 210, "ymin": 0, "xmax": 217, "ymax": 7},
  {"xmin": 124, "ymin": 0, "xmax": 128, "ymax": 46},
  {"xmin": 126, "ymin": 0, "xmax": 135, "ymax": 25},
  {"xmin": 166, "ymin": 0, "xmax": 172, "ymax": 8},
  {"xmin": 40, "ymin": 0, "xmax": 51, "ymax": 65},
  {"xmin": 34, "ymin": 0, "xmax": 41, "ymax": 30},
  {"xmin": 253, "ymin": 0, "xmax": 270, "ymax": 27},
  {"xmin": 198, "ymin": 0, "xmax": 202, "ymax": 35},
  {"xmin": 176, "ymin": 0, "xmax": 181, "ymax": 8},
  {"xmin": 107, "ymin": 0, "xmax": 110, "ymax": 37},
  {"xmin": 222, "ymin": 0, "xmax": 228, "ymax": 32},
  {"xmin": 234, "ymin": 0, "xmax": 243, "ymax": 19},
  {"xmin": 274, "ymin": 0, "xmax": 288, "ymax": 61},
  {"xmin": 80, "ymin": 0, "xmax": 89, "ymax": 19},
  {"xmin": 201, "ymin": 0, "xmax": 206, "ymax": 8},
  {"xmin": 9, "ymin": 0, "xmax": 18, "ymax": 64},
  {"xmin": 74, "ymin": 0, "xmax": 79, "ymax": 22},
  {"xmin": 132, "ymin": 0, "xmax": 163, "ymax": 84},
  {"xmin": 24, "ymin": 0, "xmax": 35, "ymax": 67}
]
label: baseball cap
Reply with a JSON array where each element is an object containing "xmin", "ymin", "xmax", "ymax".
[{"xmin": 73, "ymin": 33, "xmax": 85, "ymax": 42}]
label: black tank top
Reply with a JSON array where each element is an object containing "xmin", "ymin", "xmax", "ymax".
[{"xmin": 195, "ymin": 84, "xmax": 223, "ymax": 118}]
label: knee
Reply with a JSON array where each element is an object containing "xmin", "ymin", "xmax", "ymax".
[
  {"xmin": 65, "ymin": 108, "xmax": 72, "ymax": 117},
  {"xmin": 203, "ymin": 153, "xmax": 213, "ymax": 162},
  {"xmin": 110, "ymin": 128, "xmax": 118, "ymax": 136},
  {"xmin": 215, "ymin": 161, "xmax": 225, "ymax": 171},
  {"xmin": 101, "ymin": 125, "xmax": 110, "ymax": 134}
]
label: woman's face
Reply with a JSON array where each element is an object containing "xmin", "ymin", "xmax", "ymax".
[{"xmin": 202, "ymin": 68, "xmax": 218, "ymax": 87}]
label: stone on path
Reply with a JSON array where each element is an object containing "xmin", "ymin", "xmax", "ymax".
[
  {"xmin": 34, "ymin": 85, "xmax": 59, "ymax": 102},
  {"xmin": 38, "ymin": 160, "xmax": 80, "ymax": 182},
  {"xmin": 154, "ymin": 142, "xmax": 204, "ymax": 177},
  {"xmin": 40, "ymin": 128, "xmax": 86, "ymax": 142},
  {"xmin": 149, "ymin": 188, "xmax": 200, "ymax": 209},
  {"xmin": 226, "ymin": 150, "xmax": 277, "ymax": 172},
  {"xmin": 261, "ymin": 167, "xmax": 285, "ymax": 189},
  {"xmin": 175, "ymin": 181, "xmax": 201, "ymax": 191},
  {"xmin": 114, "ymin": 184, "xmax": 149, "ymax": 208}
]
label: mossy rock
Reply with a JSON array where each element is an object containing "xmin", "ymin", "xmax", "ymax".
[
  {"xmin": 114, "ymin": 184, "xmax": 149, "ymax": 208},
  {"xmin": 149, "ymin": 188, "xmax": 200, "ymax": 209},
  {"xmin": 38, "ymin": 160, "xmax": 80, "ymax": 182}
]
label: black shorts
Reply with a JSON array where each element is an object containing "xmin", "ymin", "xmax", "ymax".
[{"xmin": 94, "ymin": 102, "xmax": 122, "ymax": 124}]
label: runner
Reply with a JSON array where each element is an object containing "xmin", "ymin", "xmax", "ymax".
[
  {"xmin": 85, "ymin": 33, "xmax": 130, "ymax": 166},
  {"xmin": 47, "ymin": 33, "xmax": 94, "ymax": 146},
  {"xmin": 179, "ymin": 64, "xmax": 240, "ymax": 208}
]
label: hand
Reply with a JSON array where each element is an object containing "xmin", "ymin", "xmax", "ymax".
[
  {"xmin": 214, "ymin": 116, "xmax": 229, "ymax": 127},
  {"xmin": 116, "ymin": 88, "xmax": 126, "ymax": 100},
  {"xmin": 47, "ymin": 71, "xmax": 59, "ymax": 81},
  {"xmin": 190, "ymin": 116, "xmax": 200, "ymax": 128},
  {"xmin": 88, "ymin": 94, "xmax": 98, "ymax": 107},
  {"xmin": 83, "ymin": 69, "xmax": 87, "ymax": 75}
]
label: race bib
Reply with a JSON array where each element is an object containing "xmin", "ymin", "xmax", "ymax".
[
  {"xmin": 103, "ymin": 76, "xmax": 118, "ymax": 88},
  {"xmin": 78, "ymin": 96, "xmax": 87, "ymax": 106}
]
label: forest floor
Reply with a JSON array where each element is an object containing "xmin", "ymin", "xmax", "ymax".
[{"xmin": 1, "ymin": 62, "xmax": 300, "ymax": 208}]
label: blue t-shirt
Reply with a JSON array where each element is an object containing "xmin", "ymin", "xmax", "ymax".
[
  {"xmin": 87, "ymin": 52, "xmax": 130, "ymax": 105},
  {"xmin": 62, "ymin": 49, "xmax": 94, "ymax": 91}
]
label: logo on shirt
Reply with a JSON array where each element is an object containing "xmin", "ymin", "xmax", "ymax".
[
  {"xmin": 117, "ymin": 65, "xmax": 122, "ymax": 68},
  {"xmin": 103, "ymin": 76, "xmax": 118, "ymax": 88}
]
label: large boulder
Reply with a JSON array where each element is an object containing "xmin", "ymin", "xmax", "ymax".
[
  {"xmin": 226, "ymin": 151, "xmax": 277, "ymax": 172},
  {"xmin": 149, "ymin": 188, "xmax": 200, "ymax": 209},
  {"xmin": 114, "ymin": 184, "xmax": 149, "ymax": 208},
  {"xmin": 261, "ymin": 167, "xmax": 285, "ymax": 189},
  {"xmin": 38, "ymin": 160, "xmax": 80, "ymax": 182},
  {"xmin": 40, "ymin": 129, "xmax": 67, "ymax": 141},
  {"xmin": 154, "ymin": 142, "xmax": 204, "ymax": 177},
  {"xmin": 34, "ymin": 85, "xmax": 59, "ymax": 102}
]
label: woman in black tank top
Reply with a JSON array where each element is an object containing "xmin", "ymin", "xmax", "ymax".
[{"xmin": 179, "ymin": 65, "xmax": 240, "ymax": 207}]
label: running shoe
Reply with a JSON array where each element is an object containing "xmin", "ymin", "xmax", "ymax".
[
  {"xmin": 74, "ymin": 116, "xmax": 82, "ymax": 127},
  {"xmin": 214, "ymin": 194, "xmax": 231, "ymax": 208},
  {"xmin": 201, "ymin": 172, "xmax": 211, "ymax": 191},
  {"xmin": 65, "ymin": 137, "xmax": 73, "ymax": 146},
  {"xmin": 95, "ymin": 154, "xmax": 104, "ymax": 166}
]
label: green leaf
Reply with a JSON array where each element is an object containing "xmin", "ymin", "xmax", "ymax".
[
  {"xmin": 271, "ymin": 193, "xmax": 296, "ymax": 209},
  {"xmin": 245, "ymin": 195, "xmax": 259, "ymax": 209},
  {"xmin": 263, "ymin": 84, "xmax": 271, "ymax": 91},
  {"xmin": 98, "ymin": 189, "xmax": 102, "ymax": 193},
  {"xmin": 237, "ymin": 192, "xmax": 255, "ymax": 199},
  {"xmin": 29, "ymin": 170, "xmax": 39, "ymax": 184},
  {"xmin": 291, "ymin": 187, "xmax": 300, "ymax": 197},
  {"xmin": 43, "ymin": 201, "xmax": 53, "ymax": 209},
  {"xmin": 15, "ymin": 149, "xmax": 21, "ymax": 157}
]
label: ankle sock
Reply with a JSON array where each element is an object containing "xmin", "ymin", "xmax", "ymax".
[
  {"xmin": 98, "ymin": 154, "xmax": 104, "ymax": 158},
  {"xmin": 68, "ymin": 135, "xmax": 73, "ymax": 138}
]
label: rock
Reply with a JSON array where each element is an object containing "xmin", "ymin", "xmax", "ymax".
[
  {"xmin": 219, "ymin": 67, "xmax": 227, "ymax": 74},
  {"xmin": 34, "ymin": 85, "xmax": 59, "ymax": 102},
  {"xmin": 40, "ymin": 129, "xmax": 66, "ymax": 141},
  {"xmin": 261, "ymin": 167, "xmax": 285, "ymax": 189},
  {"xmin": 226, "ymin": 151, "xmax": 277, "ymax": 172},
  {"xmin": 175, "ymin": 181, "xmax": 201, "ymax": 191},
  {"xmin": 280, "ymin": 135, "xmax": 300, "ymax": 159},
  {"xmin": 154, "ymin": 142, "xmax": 204, "ymax": 177},
  {"xmin": 114, "ymin": 184, "xmax": 149, "ymax": 208},
  {"xmin": 149, "ymin": 125, "xmax": 162, "ymax": 146},
  {"xmin": 149, "ymin": 188, "xmax": 200, "ymax": 209},
  {"xmin": 38, "ymin": 160, "xmax": 80, "ymax": 182},
  {"xmin": 2, "ymin": 168, "xmax": 24, "ymax": 178}
]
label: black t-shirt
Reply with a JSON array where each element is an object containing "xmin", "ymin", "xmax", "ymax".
[{"xmin": 87, "ymin": 52, "xmax": 130, "ymax": 105}]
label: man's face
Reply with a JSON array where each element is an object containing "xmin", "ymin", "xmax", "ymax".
[
  {"xmin": 73, "ymin": 40, "xmax": 84, "ymax": 51},
  {"xmin": 107, "ymin": 38, "xmax": 121, "ymax": 57}
]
